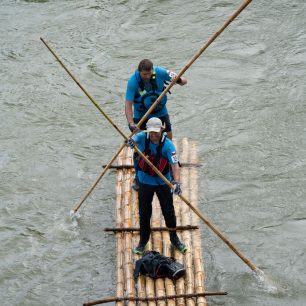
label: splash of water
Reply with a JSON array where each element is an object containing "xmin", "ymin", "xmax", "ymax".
[
  {"xmin": 70, "ymin": 209, "xmax": 81, "ymax": 221},
  {"xmin": 254, "ymin": 268, "xmax": 279, "ymax": 294}
]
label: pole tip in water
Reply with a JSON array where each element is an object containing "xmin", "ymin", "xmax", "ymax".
[
  {"xmin": 253, "ymin": 268, "xmax": 279, "ymax": 294},
  {"xmin": 70, "ymin": 209, "xmax": 81, "ymax": 220}
]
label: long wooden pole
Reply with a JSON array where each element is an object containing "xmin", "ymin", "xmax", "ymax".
[
  {"xmin": 104, "ymin": 225, "xmax": 199, "ymax": 232},
  {"xmin": 132, "ymin": 145, "xmax": 258, "ymax": 271},
  {"xmin": 115, "ymin": 150, "xmax": 124, "ymax": 306},
  {"xmin": 71, "ymin": 144, "xmax": 124, "ymax": 214},
  {"xmin": 41, "ymin": 0, "xmax": 252, "ymax": 214},
  {"xmin": 41, "ymin": 37, "xmax": 127, "ymax": 215},
  {"xmin": 135, "ymin": 0, "xmax": 253, "ymax": 130},
  {"xmin": 40, "ymin": 37, "xmax": 126, "ymax": 140},
  {"xmin": 123, "ymin": 150, "xmax": 136, "ymax": 305},
  {"xmin": 41, "ymin": 1, "xmax": 258, "ymax": 271},
  {"xmin": 172, "ymin": 140, "xmax": 186, "ymax": 304},
  {"xmin": 180, "ymin": 139, "xmax": 196, "ymax": 306},
  {"xmin": 189, "ymin": 140, "xmax": 206, "ymax": 306},
  {"xmin": 83, "ymin": 292, "xmax": 228, "ymax": 306}
]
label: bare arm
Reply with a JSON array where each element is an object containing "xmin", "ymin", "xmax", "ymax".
[
  {"xmin": 171, "ymin": 163, "xmax": 180, "ymax": 183},
  {"xmin": 125, "ymin": 100, "xmax": 134, "ymax": 124}
]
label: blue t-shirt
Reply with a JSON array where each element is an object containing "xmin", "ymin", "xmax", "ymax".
[
  {"xmin": 125, "ymin": 66, "xmax": 172, "ymax": 119},
  {"xmin": 132, "ymin": 132, "xmax": 179, "ymax": 185}
]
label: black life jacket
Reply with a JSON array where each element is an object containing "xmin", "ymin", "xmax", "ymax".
[
  {"xmin": 134, "ymin": 251, "xmax": 185, "ymax": 280},
  {"xmin": 137, "ymin": 134, "xmax": 170, "ymax": 176},
  {"xmin": 134, "ymin": 70, "xmax": 169, "ymax": 114}
]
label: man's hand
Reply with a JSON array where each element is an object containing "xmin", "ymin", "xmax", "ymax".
[
  {"xmin": 171, "ymin": 181, "xmax": 182, "ymax": 196},
  {"xmin": 125, "ymin": 138, "xmax": 136, "ymax": 149},
  {"xmin": 128, "ymin": 122, "xmax": 137, "ymax": 132}
]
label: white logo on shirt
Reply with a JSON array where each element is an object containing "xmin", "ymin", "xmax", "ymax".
[
  {"xmin": 171, "ymin": 152, "xmax": 178, "ymax": 163},
  {"xmin": 167, "ymin": 70, "xmax": 178, "ymax": 81}
]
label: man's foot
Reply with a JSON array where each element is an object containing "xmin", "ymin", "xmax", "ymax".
[
  {"xmin": 132, "ymin": 177, "xmax": 139, "ymax": 191},
  {"xmin": 171, "ymin": 237, "xmax": 187, "ymax": 255},
  {"xmin": 133, "ymin": 244, "xmax": 145, "ymax": 256}
]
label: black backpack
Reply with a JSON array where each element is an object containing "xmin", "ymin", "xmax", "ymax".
[{"xmin": 134, "ymin": 251, "xmax": 185, "ymax": 280}]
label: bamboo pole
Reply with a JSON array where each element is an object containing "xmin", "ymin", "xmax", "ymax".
[
  {"xmin": 152, "ymin": 196, "xmax": 163, "ymax": 254},
  {"xmin": 181, "ymin": 139, "xmax": 195, "ymax": 306},
  {"xmin": 126, "ymin": 149, "xmax": 156, "ymax": 306},
  {"xmin": 145, "ymin": 228, "xmax": 156, "ymax": 306},
  {"xmin": 102, "ymin": 163, "xmax": 201, "ymax": 169},
  {"xmin": 145, "ymin": 265, "xmax": 156, "ymax": 306},
  {"xmin": 104, "ymin": 225, "xmax": 199, "ymax": 232},
  {"xmin": 131, "ymin": 0, "xmax": 254, "ymax": 131},
  {"xmin": 189, "ymin": 141, "xmax": 206, "ymax": 306},
  {"xmin": 130, "ymin": 158, "xmax": 148, "ymax": 306},
  {"xmin": 160, "ymin": 192, "xmax": 176, "ymax": 306},
  {"xmin": 144, "ymin": 183, "xmax": 155, "ymax": 306},
  {"xmin": 42, "ymin": 0, "xmax": 253, "ymax": 214},
  {"xmin": 71, "ymin": 145, "xmax": 124, "ymax": 214},
  {"xmin": 173, "ymin": 141, "xmax": 185, "ymax": 306},
  {"xmin": 83, "ymin": 292, "xmax": 228, "ymax": 306},
  {"xmin": 115, "ymin": 150, "xmax": 125, "ymax": 306},
  {"xmin": 42, "ymin": 0, "xmax": 258, "ymax": 271},
  {"xmin": 130, "ymin": 143, "xmax": 258, "ymax": 272},
  {"xmin": 123, "ymin": 149, "xmax": 136, "ymax": 306},
  {"xmin": 152, "ymin": 196, "xmax": 167, "ymax": 306}
]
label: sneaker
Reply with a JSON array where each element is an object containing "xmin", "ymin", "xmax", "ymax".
[
  {"xmin": 133, "ymin": 244, "xmax": 145, "ymax": 256},
  {"xmin": 132, "ymin": 177, "xmax": 139, "ymax": 191},
  {"xmin": 171, "ymin": 237, "xmax": 187, "ymax": 255}
]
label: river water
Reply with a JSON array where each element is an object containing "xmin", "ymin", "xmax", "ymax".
[{"xmin": 1, "ymin": 0, "xmax": 306, "ymax": 305}]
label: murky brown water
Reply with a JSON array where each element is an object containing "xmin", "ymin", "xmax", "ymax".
[{"xmin": 1, "ymin": 0, "xmax": 306, "ymax": 305}]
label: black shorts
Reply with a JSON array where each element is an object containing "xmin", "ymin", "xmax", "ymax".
[{"xmin": 134, "ymin": 114, "xmax": 172, "ymax": 132}]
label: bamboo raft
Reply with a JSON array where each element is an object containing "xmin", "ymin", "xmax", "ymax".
[{"xmin": 113, "ymin": 138, "xmax": 206, "ymax": 306}]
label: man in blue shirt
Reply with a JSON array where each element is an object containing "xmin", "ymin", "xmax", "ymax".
[
  {"xmin": 126, "ymin": 117, "xmax": 187, "ymax": 255},
  {"xmin": 125, "ymin": 59, "xmax": 187, "ymax": 140}
]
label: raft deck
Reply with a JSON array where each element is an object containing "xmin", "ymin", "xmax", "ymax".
[{"xmin": 114, "ymin": 138, "xmax": 206, "ymax": 306}]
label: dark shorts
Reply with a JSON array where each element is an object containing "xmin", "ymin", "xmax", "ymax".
[{"xmin": 134, "ymin": 114, "xmax": 172, "ymax": 132}]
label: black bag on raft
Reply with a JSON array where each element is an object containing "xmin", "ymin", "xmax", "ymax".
[{"xmin": 134, "ymin": 251, "xmax": 185, "ymax": 280}]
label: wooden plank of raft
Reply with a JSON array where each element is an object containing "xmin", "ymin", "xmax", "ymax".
[
  {"xmin": 173, "ymin": 140, "xmax": 185, "ymax": 306},
  {"xmin": 160, "ymin": 187, "xmax": 175, "ymax": 306},
  {"xmin": 129, "ymin": 149, "xmax": 148, "ymax": 306},
  {"xmin": 123, "ymin": 148, "xmax": 136, "ymax": 305},
  {"xmin": 104, "ymin": 225, "xmax": 199, "ymax": 232},
  {"xmin": 152, "ymin": 196, "xmax": 166, "ymax": 306},
  {"xmin": 115, "ymin": 149, "xmax": 125, "ymax": 306},
  {"xmin": 114, "ymin": 140, "xmax": 207, "ymax": 306},
  {"xmin": 189, "ymin": 140, "xmax": 206, "ymax": 306},
  {"xmin": 103, "ymin": 162, "xmax": 201, "ymax": 169},
  {"xmin": 83, "ymin": 292, "xmax": 227, "ymax": 305},
  {"xmin": 181, "ymin": 138, "xmax": 195, "ymax": 306}
]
